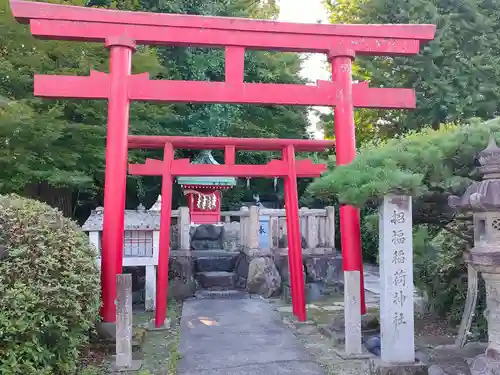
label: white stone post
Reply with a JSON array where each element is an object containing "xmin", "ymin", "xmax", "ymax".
[
  {"xmin": 306, "ymin": 213, "xmax": 319, "ymax": 249},
  {"xmin": 152, "ymin": 230, "xmax": 160, "ymax": 263},
  {"xmin": 145, "ymin": 265, "xmax": 156, "ymax": 312},
  {"xmin": 240, "ymin": 206, "xmax": 249, "ymax": 249},
  {"xmin": 144, "ymin": 231, "xmax": 160, "ymax": 312},
  {"xmin": 114, "ymin": 274, "xmax": 141, "ymax": 371},
  {"xmin": 89, "ymin": 231, "xmax": 101, "ymax": 268},
  {"xmin": 247, "ymin": 205, "xmax": 260, "ymax": 251},
  {"xmin": 179, "ymin": 206, "xmax": 191, "ymax": 252},
  {"xmin": 379, "ymin": 195, "xmax": 415, "ymax": 363},
  {"xmin": 344, "ymin": 270, "xmax": 362, "ymax": 354},
  {"xmin": 325, "ymin": 206, "xmax": 335, "ymax": 249}
]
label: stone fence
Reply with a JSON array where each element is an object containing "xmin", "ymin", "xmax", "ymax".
[
  {"xmin": 219, "ymin": 206, "xmax": 335, "ymax": 254},
  {"xmin": 84, "ymin": 205, "xmax": 336, "ymax": 259},
  {"xmin": 83, "ymin": 205, "xmax": 338, "ymax": 310}
]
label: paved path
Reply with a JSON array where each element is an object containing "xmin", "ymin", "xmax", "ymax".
[{"xmin": 177, "ymin": 297, "xmax": 325, "ymax": 375}]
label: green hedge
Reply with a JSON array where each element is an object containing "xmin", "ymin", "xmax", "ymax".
[{"xmin": 0, "ymin": 194, "xmax": 100, "ymax": 374}]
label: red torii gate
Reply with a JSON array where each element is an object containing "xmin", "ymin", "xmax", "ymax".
[
  {"xmin": 128, "ymin": 135, "xmax": 335, "ymax": 326},
  {"xmin": 9, "ymin": 0, "xmax": 436, "ymax": 324}
]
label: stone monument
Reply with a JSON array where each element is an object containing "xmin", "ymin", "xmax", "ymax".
[
  {"xmin": 374, "ymin": 194, "xmax": 428, "ymax": 374},
  {"xmin": 449, "ymin": 136, "xmax": 500, "ymax": 375}
]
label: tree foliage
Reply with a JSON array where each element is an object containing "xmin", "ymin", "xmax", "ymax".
[
  {"xmin": 308, "ymin": 118, "xmax": 500, "ymax": 228},
  {"xmin": 0, "ymin": 0, "xmax": 170, "ymax": 216},
  {"xmin": 0, "ymin": 0, "xmax": 311, "ymax": 218},
  {"xmin": 308, "ymin": 119, "xmax": 499, "ymax": 327},
  {"xmin": 325, "ymin": 0, "xmax": 500, "ymax": 135}
]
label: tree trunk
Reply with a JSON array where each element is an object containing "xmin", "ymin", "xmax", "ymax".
[{"xmin": 22, "ymin": 182, "xmax": 73, "ymax": 217}]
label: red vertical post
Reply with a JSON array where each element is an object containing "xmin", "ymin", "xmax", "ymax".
[
  {"xmin": 328, "ymin": 49, "xmax": 366, "ymax": 315},
  {"xmin": 155, "ymin": 142, "xmax": 175, "ymax": 328},
  {"xmin": 282, "ymin": 159, "xmax": 298, "ymax": 317},
  {"xmin": 100, "ymin": 37, "xmax": 136, "ymax": 323},
  {"xmin": 283, "ymin": 145, "xmax": 306, "ymax": 321}
]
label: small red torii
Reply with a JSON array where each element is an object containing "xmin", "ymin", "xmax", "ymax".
[
  {"xmin": 128, "ymin": 135, "xmax": 335, "ymax": 326},
  {"xmin": 9, "ymin": 0, "xmax": 436, "ymax": 325}
]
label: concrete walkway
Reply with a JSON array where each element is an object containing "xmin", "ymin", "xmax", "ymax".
[{"xmin": 177, "ymin": 297, "xmax": 325, "ymax": 375}]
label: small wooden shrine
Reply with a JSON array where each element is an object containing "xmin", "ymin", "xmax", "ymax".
[{"xmin": 177, "ymin": 150, "xmax": 236, "ymax": 224}]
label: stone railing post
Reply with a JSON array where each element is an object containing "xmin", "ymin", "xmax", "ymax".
[
  {"xmin": 89, "ymin": 231, "xmax": 101, "ymax": 268},
  {"xmin": 240, "ymin": 206, "xmax": 249, "ymax": 249},
  {"xmin": 306, "ymin": 211, "xmax": 319, "ymax": 249},
  {"xmin": 325, "ymin": 206, "xmax": 335, "ymax": 249},
  {"xmin": 179, "ymin": 206, "xmax": 190, "ymax": 252},
  {"xmin": 247, "ymin": 205, "xmax": 260, "ymax": 251},
  {"xmin": 114, "ymin": 274, "xmax": 142, "ymax": 371},
  {"xmin": 269, "ymin": 215, "xmax": 280, "ymax": 249},
  {"xmin": 144, "ymin": 230, "xmax": 160, "ymax": 312}
]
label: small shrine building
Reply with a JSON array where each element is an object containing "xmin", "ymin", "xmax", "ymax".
[{"xmin": 177, "ymin": 150, "xmax": 236, "ymax": 224}]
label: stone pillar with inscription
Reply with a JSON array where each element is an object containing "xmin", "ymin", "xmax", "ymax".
[
  {"xmin": 449, "ymin": 137, "xmax": 500, "ymax": 375},
  {"xmin": 113, "ymin": 274, "xmax": 142, "ymax": 371},
  {"xmin": 377, "ymin": 195, "xmax": 424, "ymax": 374}
]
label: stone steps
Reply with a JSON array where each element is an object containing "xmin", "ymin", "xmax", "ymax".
[
  {"xmin": 196, "ymin": 271, "xmax": 236, "ymax": 289},
  {"xmin": 195, "ymin": 255, "xmax": 237, "ymax": 273},
  {"xmin": 190, "ymin": 250, "xmax": 239, "ymax": 258},
  {"xmin": 192, "ymin": 249, "xmax": 240, "ymax": 292},
  {"xmin": 195, "ymin": 289, "xmax": 249, "ymax": 299}
]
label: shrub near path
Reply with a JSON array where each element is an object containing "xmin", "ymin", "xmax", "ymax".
[{"xmin": 0, "ymin": 194, "xmax": 101, "ymax": 375}]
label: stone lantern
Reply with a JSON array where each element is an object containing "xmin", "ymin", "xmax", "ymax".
[{"xmin": 449, "ymin": 136, "xmax": 500, "ymax": 374}]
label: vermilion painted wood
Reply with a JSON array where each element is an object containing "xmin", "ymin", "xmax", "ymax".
[
  {"xmin": 34, "ymin": 73, "xmax": 416, "ymax": 108},
  {"xmin": 330, "ymin": 51, "xmax": 367, "ymax": 314},
  {"xmin": 283, "ymin": 145, "xmax": 306, "ymax": 320},
  {"xmin": 99, "ymin": 40, "xmax": 135, "ymax": 323},
  {"xmin": 10, "ymin": 1, "xmax": 435, "ymax": 44},
  {"xmin": 128, "ymin": 142, "xmax": 327, "ymax": 325},
  {"xmin": 127, "ymin": 136, "xmax": 335, "ymax": 152},
  {"xmin": 128, "ymin": 158, "xmax": 327, "ymax": 178},
  {"xmin": 29, "ymin": 19, "xmax": 425, "ymax": 55},
  {"xmin": 224, "ymin": 146, "xmax": 236, "ymax": 165},
  {"xmin": 156, "ymin": 143, "xmax": 174, "ymax": 328},
  {"xmin": 9, "ymin": 0, "xmax": 436, "ymax": 325},
  {"xmin": 225, "ymin": 47, "xmax": 245, "ymax": 84}
]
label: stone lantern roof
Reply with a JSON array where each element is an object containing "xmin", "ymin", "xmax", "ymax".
[{"xmin": 449, "ymin": 136, "xmax": 500, "ymax": 212}]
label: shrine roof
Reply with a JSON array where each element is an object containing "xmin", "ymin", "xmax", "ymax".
[
  {"xmin": 177, "ymin": 150, "xmax": 237, "ymax": 187},
  {"xmin": 82, "ymin": 207, "xmax": 160, "ymax": 231}
]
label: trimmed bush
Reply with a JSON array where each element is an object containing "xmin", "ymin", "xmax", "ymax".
[{"xmin": 0, "ymin": 194, "xmax": 100, "ymax": 374}]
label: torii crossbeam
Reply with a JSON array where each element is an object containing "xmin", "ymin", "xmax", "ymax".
[
  {"xmin": 9, "ymin": 0, "xmax": 435, "ymax": 326},
  {"xmin": 128, "ymin": 136, "xmax": 335, "ymax": 326}
]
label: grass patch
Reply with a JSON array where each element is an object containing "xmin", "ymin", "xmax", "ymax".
[
  {"xmin": 78, "ymin": 300, "xmax": 183, "ymax": 375},
  {"xmin": 139, "ymin": 300, "xmax": 183, "ymax": 375}
]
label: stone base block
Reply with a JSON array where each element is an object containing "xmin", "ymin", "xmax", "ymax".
[
  {"xmin": 110, "ymin": 359, "xmax": 143, "ymax": 372},
  {"xmin": 140, "ymin": 318, "xmax": 171, "ymax": 331},
  {"xmin": 197, "ymin": 271, "xmax": 236, "ymax": 288},
  {"xmin": 95, "ymin": 322, "xmax": 116, "ymax": 341},
  {"xmin": 371, "ymin": 360, "xmax": 428, "ymax": 375},
  {"xmin": 333, "ymin": 347, "xmax": 374, "ymax": 360}
]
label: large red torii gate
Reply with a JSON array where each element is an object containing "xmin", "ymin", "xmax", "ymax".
[
  {"xmin": 9, "ymin": 0, "xmax": 436, "ymax": 324},
  {"xmin": 128, "ymin": 135, "xmax": 335, "ymax": 326}
]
